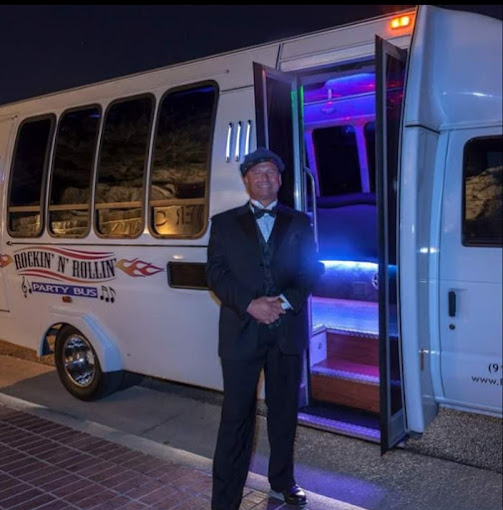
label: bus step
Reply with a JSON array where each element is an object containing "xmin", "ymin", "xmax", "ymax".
[{"xmin": 310, "ymin": 360, "xmax": 379, "ymax": 413}]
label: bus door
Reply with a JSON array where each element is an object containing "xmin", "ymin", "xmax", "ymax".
[
  {"xmin": 375, "ymin": 37, "xmax": 408, "ymax": 452},
  {"xmin": 252, "ymin": 62, "xmax": 309, "ymax": 405},
  {"xmin": 0, "ymin": 117, "xmax": 15, "ymax": 312},
  {"xmin": 252, "ymin": 62, "xmax": 302, "ymax": 210},
  {"xmin": 253, "ymin": 55, "xmax": 408, "ymax": 453}
]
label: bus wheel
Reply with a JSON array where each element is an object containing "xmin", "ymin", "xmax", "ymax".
[{"xmin": 55, "ymin": 325, "xmax": 123, "ymax": 401}]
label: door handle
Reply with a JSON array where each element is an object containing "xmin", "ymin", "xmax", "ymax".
[
  {"xmin": 303, "ymin": 166, "xmax": 318, "ymax": 252},
  {"xmin": 448, "ymin": 291, "xmax": 456, "ymax": 317}
]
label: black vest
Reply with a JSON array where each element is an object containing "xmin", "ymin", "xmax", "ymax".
[
  {"xmin": 257, "ymin": 225, "xmax": 282, "ymax": 331},
  {"xmin": 257, "ymin": 226, "xmax": 277, "ymax": 297}
]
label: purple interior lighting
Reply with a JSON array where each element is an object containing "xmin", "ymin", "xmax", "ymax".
[
  {"xmin": 304, "ymin": 73, "xmax": 376, "ymax": 123},
  {"xmin": 304, "ymin": 73, "xmax": 375, "ymax": 103},
  {"xmin": 324, "ymin": 73, "xmax": 376, "ymax": 98}
]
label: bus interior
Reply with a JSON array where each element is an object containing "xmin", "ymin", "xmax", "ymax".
[{"xmin": 289, "ymin": 59, "xmax": 401, "ymax": 440}]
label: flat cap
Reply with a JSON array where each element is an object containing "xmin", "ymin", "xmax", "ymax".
[{"xmin": 239, "ymin": 147, "xmax": 285, "ymax": 176}]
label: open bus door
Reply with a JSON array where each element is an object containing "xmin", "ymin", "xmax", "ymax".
[
  {"xmin": 252, "ymin": 62, "xmax": 312, "ymax": 407},
  {"xmin": 253, "ymin": 54, "xmax": 409, "ymax": 452},
  {"xmin": 252, "ymin": 62, "xmax": 302, "ymax": 211},
  {"xmin": 375, "ymin": 36, "xmax": 408, "ymax": 453}
]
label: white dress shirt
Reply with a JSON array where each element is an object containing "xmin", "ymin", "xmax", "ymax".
[{"xmin": 249, "ymin": 199, "xmax": 277, "ymax": 242}]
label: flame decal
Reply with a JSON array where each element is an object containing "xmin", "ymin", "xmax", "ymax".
[
  {"xmin": 116, "ymin": 258, "xmax": 164, "ymax": 278},
  {"xmin": 0, "ymin": 254, "xmax": 13, "ymax": 268}
]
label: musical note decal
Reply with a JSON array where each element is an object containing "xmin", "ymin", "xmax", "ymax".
[
  {"xmin": 100, "ymin": 286, "xmax": 109, "ymax": 302},
  {"xmin": 21, "ymin": 277, "xmax": 32, "ymax": 298},
  {"xmin": 100, "ymin": 285, "xmax": 116, "ymax": 304}
]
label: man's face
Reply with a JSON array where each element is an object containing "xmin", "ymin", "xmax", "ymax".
[{"xmin": 243, "ymin": 161, "xmax": 282, "ymax": 206}]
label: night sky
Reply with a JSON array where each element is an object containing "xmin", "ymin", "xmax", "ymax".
[{"xmin": 1, "ymin": 5, "xmax": 501, "ymax": 106}]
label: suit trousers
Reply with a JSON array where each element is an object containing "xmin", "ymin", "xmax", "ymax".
[{"xmin": 211, "ymin": 327, "xmax": 303, "ymax": 510}]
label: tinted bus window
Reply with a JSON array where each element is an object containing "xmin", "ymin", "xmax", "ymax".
[
  {"xmin": 8, "ymin": 116, "xmax": 54, "ymax": 237},
  {"xmin": 49, "ymin": 107, "xmax": 101, "ymax": 238},
  {"xmin": 313, "ymin": 125, "xmax": 360, "ymax": 196},
  {"xmin": 463, "ymin": 135, "xmax": 502, "ymax": 246},
  {"xmin": 95, "ymin": 96, "xmax": 154, "ymax": 237},
  {"xmin": 149, "ymin": 83, "xmax": 217, "ymax": 237}
]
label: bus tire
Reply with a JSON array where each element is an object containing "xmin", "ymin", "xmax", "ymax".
[{"xmin": 55, "ymin": 325, "xmax": 123, "ymax": 401}]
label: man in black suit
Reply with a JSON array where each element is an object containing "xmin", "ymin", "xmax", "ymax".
[{"xmin": 207, "ymin": 148, "xmax": 323, "ymax": 510}]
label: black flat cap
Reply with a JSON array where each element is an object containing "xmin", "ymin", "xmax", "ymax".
[{"xmin": 239, "ymin": 147, "xmax": 285, "ymax": 176}]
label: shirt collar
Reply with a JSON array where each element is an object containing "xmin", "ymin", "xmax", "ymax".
[{"xmin": 249, "ymin": 199, "xmax": 278, "ymax": 211}]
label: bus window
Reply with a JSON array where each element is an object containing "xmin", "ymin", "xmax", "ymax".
[
  {"xmin": 312, "ymin": 125, "xmax": 360, "ymax": 197},
  {"xmin": 8, "ymin": 116, "xmax": 55, "ymax": 238},
  {"xmin": 149, "ymin": 83, "xmax": 218, "ymax": 238},
  {"xmin": 95, "ymin": 95, "xmax": 154, "ymax": 238},
  {"xmin": 463, "ymin": 135, "xmax": 503, "ymax": 246},
  {"xmin": 49, "ymin": 106, "xmax": 101, "ymax": 238}
]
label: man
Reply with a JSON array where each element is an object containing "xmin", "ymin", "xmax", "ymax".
[{"xmin": 207, "ymin": 147, "xmax": 323, "ymax": 509}]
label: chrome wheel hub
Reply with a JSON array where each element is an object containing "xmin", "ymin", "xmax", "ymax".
[{"xmin": 62, "ymin": 334, "xmax": 96, "ymax": 387}]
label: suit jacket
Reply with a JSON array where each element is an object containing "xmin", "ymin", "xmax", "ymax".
[{"xmin": 207, "ymin": 202, "xmax": 323, "ymax": 360}]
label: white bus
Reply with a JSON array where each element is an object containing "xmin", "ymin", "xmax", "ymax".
[{"xmin": 0, "ymin": 5, "xmax": 501, "ymax": 452}]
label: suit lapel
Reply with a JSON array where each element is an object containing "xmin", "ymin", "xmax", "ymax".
[{"xmin": 236, "ymin": 203, "xmax": 261, "ymax": 258}]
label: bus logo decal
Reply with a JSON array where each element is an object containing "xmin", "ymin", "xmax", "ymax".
[
  {"xmin": 12, "ymin": 246, "xmax": 116, "ymax": 283},
  {"xmin": 116, "ymin": 258, "xmax": 164, "ymax": 277},
  {"xmin": 30, "ymin": 281, "xmax": 99, "ymax": 299}
]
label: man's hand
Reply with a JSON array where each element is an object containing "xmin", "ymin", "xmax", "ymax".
[{"xmin": 247, "ymin": 296, "xmax": 286, "ymax": 325}]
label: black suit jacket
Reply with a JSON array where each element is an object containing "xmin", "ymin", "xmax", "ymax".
[{"xmin": 207, "ymin": 202, "xmax": 323, "ymax": 360}]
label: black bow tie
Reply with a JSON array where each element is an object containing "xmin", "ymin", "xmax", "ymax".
[{"xmin": 252, "ymin": 205, "xmax": 277, "ymax": 219}]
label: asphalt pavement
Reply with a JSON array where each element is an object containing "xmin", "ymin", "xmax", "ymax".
[{"xmin": 0, "ymin": 348, "xmax": 501, "ymax": 510}]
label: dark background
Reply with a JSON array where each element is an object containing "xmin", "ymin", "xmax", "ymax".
[{"xmin": 1, "ymin": 5, "xmax": 501, "ymax": 106}]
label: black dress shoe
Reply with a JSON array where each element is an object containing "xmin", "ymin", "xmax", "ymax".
[{"xmin": 270, "ymin": 484, "xmax": 307, "ymax": 507}]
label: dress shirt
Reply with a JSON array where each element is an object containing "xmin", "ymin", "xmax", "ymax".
[{"xmin": 249, "ymin": 199, "xmax": 277, "ymax": 242}]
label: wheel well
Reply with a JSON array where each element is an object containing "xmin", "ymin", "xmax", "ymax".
[
  {"xmin": 44, "ymin": 313, "xmax": 122, "ymax": 372},
  {"xmin": 41, "ymin": 323, "xmax": 65, "ymax": 355}
]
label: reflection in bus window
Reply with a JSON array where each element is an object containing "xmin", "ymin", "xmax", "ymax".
[
  {"xmin": 150, "ymin": 83, "xmax": 217, "ymax": 237},
  {"xmin": 8, "ymin": 117, "xmax": 54, "ymax": 237},
  {"xmin": 463, "ymin": 136, "xmax": 503, "ymax": 246},
  {"xmin": 95, "ymin": 96, "xmax": 154, "ymax": 238},
  {"xmin": 49, "ymin": 107, "xmax": 101, "ymax": 238}
]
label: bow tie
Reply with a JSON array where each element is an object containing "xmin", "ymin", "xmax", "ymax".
[{"xmin": 252, "ymin": 205, "xmax": 277, "ymax": 219}]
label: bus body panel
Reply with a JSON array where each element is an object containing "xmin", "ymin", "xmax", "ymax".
[
  {"xmin": 400, "ymin": 5, "xmax": 502, "ymax": 430},
  {"xmin": 404, "ymin": 6, "xmax": 502, "ymax": 130},
  {"xmin": 0, "ymin": 117, "xmax": 17, "ymax": 312},
  {"xmin": 0, "ymin": 45, "xmax": 280, "ymax": 121},
  {"xmin": 439, "ymin": 127, "xmax": 502, "ymax": 414},
  {"xmin": 208, "ymin": 87, "xmax": 255, "ymax": 219},
  {"xmin": 279, "ymin": 11, "xmax": 414, "ymax": 71},
  {"xmin": 398, "ymin": 126, "xmax": 441, "ymax": 433}
]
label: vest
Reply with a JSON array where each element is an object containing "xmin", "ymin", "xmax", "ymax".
[
  {"xmin": 257, "ymin": 226, "xmax": 281, "ymax": 331},
  {"xmin": 257, "ymin": 227, "xmax": 277, "ymax": 296}
]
